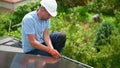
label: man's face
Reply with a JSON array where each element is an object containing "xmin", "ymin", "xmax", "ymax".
[{"xmin": 41, "ymin": 8, "xmax": 52, "ymax": 20}]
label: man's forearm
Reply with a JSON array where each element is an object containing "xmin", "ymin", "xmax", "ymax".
[
  {"xmin": 44, "ymin": 37, "xmax": 53, "ymax": 49},
  {"xmin": 30, "ymin": 39, "xmax": 50, "ymax": 52},
  {"xmin": 27, "ymin": 34, "xmax": 50, "ymax": 52},
  {"xmin": 43, "ymin": 29, "xmax": 53, "ymax": 49}
]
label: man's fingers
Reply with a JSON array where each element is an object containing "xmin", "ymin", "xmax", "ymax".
[
  {"xmin": 48, "ymin": 48, "xmax": 61, "ymax": 58},
  {"xmin": 52, "ymin": 50, "xmax": 61, "ymax": 58}
]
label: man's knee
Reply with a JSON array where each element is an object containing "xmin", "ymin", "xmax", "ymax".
[
  {"xmin": 50, "ymin": 32, "xmax": 66, "ymax": 47},
  {"xmin": 58, "ymin": 32, "xmax": 66, "ymax": 47},
  {"xmin": 58, "ymin": 32, "xmax": 66, "ymax": 38}
]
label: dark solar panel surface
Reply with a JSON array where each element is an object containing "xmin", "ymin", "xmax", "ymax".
[{"xmin": 0, "ymin": 37, "xmax": 93, "ymax": 68}]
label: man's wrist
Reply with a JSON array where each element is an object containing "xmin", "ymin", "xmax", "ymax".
[
  {"xmin": 47, "ymin": 48, "xmax": 52, "ymax": 53},
  {"xmin": 48, "ymin": 45, "xmax": 54, "ymax": 49},
  {"xmin": 48, "ymin": 48, "xmax": 56, "ymax": 54}
]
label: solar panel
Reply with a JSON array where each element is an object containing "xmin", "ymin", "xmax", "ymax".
[
  {"xmin": 0, "ymin": 37, "xmax": 93, "ymax": 68},
  {"xmin": 0, "ymin": 51, "xmax": 93, "ymax": 68}
]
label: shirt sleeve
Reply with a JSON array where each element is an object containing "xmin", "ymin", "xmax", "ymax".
[{"xmin": 22, "ymin": 17, "xmax": 35, "ymax": 34}]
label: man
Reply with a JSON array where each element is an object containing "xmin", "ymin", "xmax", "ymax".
[{"xmin": 22, "ymin": 0, "xmax": 66, "ymax": 59}]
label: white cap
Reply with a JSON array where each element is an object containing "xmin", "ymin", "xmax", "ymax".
[{"xmin": 41, "ymin": 0, "xmax": 57, "ymax": 17}]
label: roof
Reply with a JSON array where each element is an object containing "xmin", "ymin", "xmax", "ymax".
[{"xmin": 0, "ymin": 36, "xmax": 23, "ymax": 52}]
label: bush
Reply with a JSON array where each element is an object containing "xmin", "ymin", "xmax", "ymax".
[
  {"xmin": 115, "ymin": 10, "xmax": 120, "ymax": 24},
  {"xmin": 94, "ymin": 20, "xmax": 117, "ymax": 46},
  {"xmin": 0, "ymin": 13, "xmax": 12, "ymax": 36},
  {"xmin": 62, "ymin": 6, "xmax": 89, "ymax": 22},
  {"xmin": 88, "ymin": 0, "xmax": 120, "ymax": 16},
  {"xmin": 10, "ymin": 27, "xmax": 22, "ymax": 39},
  {"xmin": 57, "ymin": 0, "xmax": 88, "ymax": 12}
]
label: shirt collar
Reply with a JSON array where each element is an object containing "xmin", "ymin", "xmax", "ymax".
[{"xmin": 35, "ymin": 11, "xmax": 40, "ymax": 21}]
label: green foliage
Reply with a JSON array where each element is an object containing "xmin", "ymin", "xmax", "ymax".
[
  {"xmin": 88, "ymin": 0, "xmax": 120, "ymax": 16},
  {"xmin": 0, "ymin": 13, "xmax": 12, "ymax": 36},
  {"xmin": 12, "ymin": 1, "xmax": 40, "ymax": 28},
  {"xmin": 118, "ymin": 23, "xmax": 120, "ymax": 33},
  {"xmin": 0, "ymin": 1, "xmax": 40, "ymax": 37},
  {"xmin": 50, "ymin": 6, "xmax": 120, "ymax": 67},
  {"xmin": 10, "ymin": 27, "xmax": 22, "ymax": 40},
  {"xmin": 94, "ymin": 20, "xmax": 117, "ymax": 46},
  {"xmin": 57, "ymin": 0, "xmax": 91, "ymax": 12},
  {"xmin": 68, "ymin": 6, "xmax": 89, "ymax": 22},
  {"xmin": 88, "ymin": 0, "xmax": 102, "ymax": 13},
  {"xmin": 57, "ymin": 0, "xmax": 85, "ymax": 12},
  {"xmin": 115, "ymin": 10, "xmax": 120, "ymax": 24},
  {"xmin": 114, "ymin": 10, "xmax": 120, "ymax": 33},
  {"xmin": 57, "ymin": 6, "xmax": 89, "ymax": 23}
]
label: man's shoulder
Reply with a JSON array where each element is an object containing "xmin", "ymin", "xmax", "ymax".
[
  {"xmin": 27, "ymin": 11, "xmax": 36, "ymax": 15},
  {"xmin": 23, "ymin": 11, "xmax": 36, "ymax": 20}
]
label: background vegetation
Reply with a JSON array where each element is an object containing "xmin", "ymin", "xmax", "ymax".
[{"xmin": 0, "ymin": 0, "xmax": 120, "ymax": 68}]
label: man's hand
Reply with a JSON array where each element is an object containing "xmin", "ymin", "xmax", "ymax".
[{"xmin": 48, "ymin": 48, "xmax": 61, "ymax": 59}]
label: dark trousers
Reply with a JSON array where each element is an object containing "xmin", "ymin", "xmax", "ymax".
[{"xmin": 26, "ymin": 32, "xmax": 66, "ymax": 56}]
